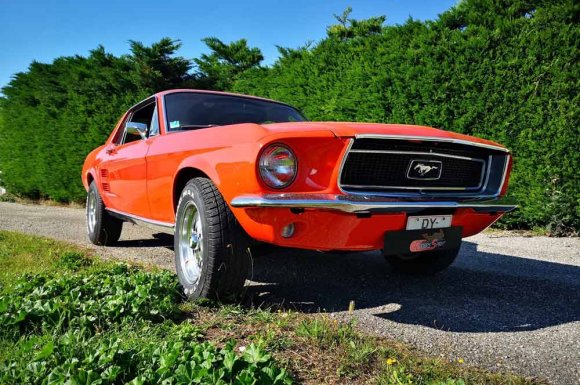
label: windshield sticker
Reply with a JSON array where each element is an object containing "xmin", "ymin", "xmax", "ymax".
[{"xmin": 169, "ymin": 120, "xmax": 180, "ymax": 129}]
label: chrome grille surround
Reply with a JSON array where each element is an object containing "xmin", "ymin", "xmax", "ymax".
[{"xmin": 337, "ymin": 135, "xmax": 510, "ymax": 201}]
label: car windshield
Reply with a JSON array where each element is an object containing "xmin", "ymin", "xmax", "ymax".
[{"xmin": 164, "ymin": 92, "xmax": 306, "ymax": 131}]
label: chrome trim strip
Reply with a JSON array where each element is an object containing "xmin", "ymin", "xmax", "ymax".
[
  {"xmin": 336, "ymin": 138, "xmax": 354, "ymax": 193},
  {"xmin": 340, "ymin": 184, "xmax": 472, "ymax": 191},
  {"xmin": 159, "ymin": 94, "xmax": 168, "ymax": 135},
  {"xmin": 128, "ymin": 96, "xmax": 156, "ymax": 114},
  {"xmin": 332, "ymin": 191, "xmax": 499, "ymax": 200},
  {"xmin": 480, "ymin": 155, "xmax": 493, "ymax": 194},
  {"xmin": 162, "ymin": 94, "xmax": 171, "ymax": 134},
  {"xmin": 354, "ymin": 134, "xmax": 510, "ymax": 153},
  {"xmin": 349, "ymin": 149, "xmax": 481, "ymax": 161},
  {"xmin": 230, "ymin": 194, "xmax": 516, "ymax": 214},
  {"xmin": 497, "ymin": 154, "xmax": 510, "ymax": 195},
  {"xmin": 106, "ymin": 208, "xmax": 175, "ymax": 234}
]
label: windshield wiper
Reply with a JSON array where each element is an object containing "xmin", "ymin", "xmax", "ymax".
[{"xmin": 178, "ymin": 124, "xmax": 220, "ymax": 130}]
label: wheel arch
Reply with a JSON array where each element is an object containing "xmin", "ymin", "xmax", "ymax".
[
  {"xmin": 172, "ymin": 167, "xmax": 212, "ymax": 214},
  {"xmin": 85, "ymin": 171, "xmax": 95, "ymax": 192}
]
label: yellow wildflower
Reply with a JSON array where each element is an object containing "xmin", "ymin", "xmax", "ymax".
[
  {"xmin": 458, "ymin": 358, "xmax": 465, "ymax": 364},
  {"xmin": 386, "ymin": 358, "xmax": 397, "ymax": 365}
]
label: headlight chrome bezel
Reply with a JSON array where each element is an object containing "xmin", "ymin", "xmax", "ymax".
[{"xmin": 258, "ymin": 143, "xmax": 298, "ymax": 189}]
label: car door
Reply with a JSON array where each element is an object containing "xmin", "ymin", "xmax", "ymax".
[{"xmin": 100, "ymin": 99, "xmax": 157, "ymax": 219}]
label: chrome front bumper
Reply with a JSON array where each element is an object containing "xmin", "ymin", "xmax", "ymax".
[{"xmin": 230, "ymin": 194, "xmax": 517, "ymax": 214}]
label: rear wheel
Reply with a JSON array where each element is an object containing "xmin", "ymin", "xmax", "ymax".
[
  {"xmin": 174, "ymin": 177, "xmax": 250, "ymax": 301},
  {"xmin": 385, "ymin": 246, "xmax": 460, "ymax": 275},
  {"xmin": 86, "ymin": 181, "xmax": 123, "ymax": 245}
]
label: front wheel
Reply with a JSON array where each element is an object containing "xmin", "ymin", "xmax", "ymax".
[
  {"xmin": 385, "ymin": 245, "xmax": 461, "ymax": 275},
  {"xmin": 174, "ymin": 178, "xmax": 250, "ymax": 301},
  {"xmin": 86, "ymin": 181, "xmax": 123, "ymax": 246}
]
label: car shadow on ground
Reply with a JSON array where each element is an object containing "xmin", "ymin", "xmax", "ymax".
[
  {"xmin": 244, "ymin": 241, "xmax": 580, "ymax": 333},
  {"xmin": 114, "ymin": 232, "xmax": 174, "ymax": 249}
]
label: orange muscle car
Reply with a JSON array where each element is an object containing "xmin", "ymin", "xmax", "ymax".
[{"xmin": 82, "ymin": 89, "xmax": 515, "ymax": 300}]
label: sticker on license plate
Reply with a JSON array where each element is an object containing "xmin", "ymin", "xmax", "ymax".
[
  {"xmin": 383, "ymin": 227, "xmax": 462, "ymax": 256},
  {"xmin": 406, "ymin": 215, "xmax": 452, "ymax": 230}
]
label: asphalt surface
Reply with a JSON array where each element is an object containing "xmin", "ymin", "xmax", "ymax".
[{"xmin": 0, "ymin": 201, "xmax": 578, "ymax": 384}]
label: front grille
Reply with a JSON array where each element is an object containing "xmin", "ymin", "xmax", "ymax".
[{"xmin": 340, "ymin": 139, "xmax": 500, "ymax": 193}]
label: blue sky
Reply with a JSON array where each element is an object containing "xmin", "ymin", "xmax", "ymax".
[{"xmin": 0, "ymin": 0, "xmax": 456, "ymax": 89}]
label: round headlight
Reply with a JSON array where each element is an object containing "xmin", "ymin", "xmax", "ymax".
[{"xmin": 259, "ymin": 144, "xmax": 297, "ymax": 189}]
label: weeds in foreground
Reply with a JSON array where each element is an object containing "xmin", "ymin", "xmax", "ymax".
[{"xmin": 0, "ymin": 233, "xmax": 292, "ymax": 384}]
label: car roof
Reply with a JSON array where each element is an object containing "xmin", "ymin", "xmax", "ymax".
[{"xmin": 129, "ymin": 89, "xmax": 294, "ymax": 111}]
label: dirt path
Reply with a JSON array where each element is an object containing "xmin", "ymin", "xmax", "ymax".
[{"xmin": 1, "ymin": 201, "xmax": 578, "ymax": 384}]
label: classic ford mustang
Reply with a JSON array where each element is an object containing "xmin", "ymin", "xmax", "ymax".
[{"xmin": 82, "ymin": 89, "xmax": 515, "ymax": 300}]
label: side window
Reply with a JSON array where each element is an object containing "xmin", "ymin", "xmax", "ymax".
[
  {"xmin": 117, "ymin": 102, "xmax": 156, "ymax": 145},
  {"xmin": 149, "ymin": 106, "xmax": 160, "ymax": 137}
]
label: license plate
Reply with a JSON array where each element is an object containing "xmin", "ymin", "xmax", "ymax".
[{"xmin": 406, "ymin": 215, "xmax": 452, "ymax": 230}]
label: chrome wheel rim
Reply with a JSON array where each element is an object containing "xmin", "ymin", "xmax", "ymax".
[
  {"xmin": 178, "ymin": 201, "xmax": 203, "ymax": 285},
  {"xmin": 87, "ymin": 190, "xmax": 97, "ymax": 233}
]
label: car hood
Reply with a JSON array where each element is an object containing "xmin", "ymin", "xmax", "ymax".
[{"xmin": 262, "ymin": 122, "xmax": 506, "ymax": 149}]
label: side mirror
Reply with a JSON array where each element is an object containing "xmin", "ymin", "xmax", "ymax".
[{"xmin": 125, "ymin": 122, "xmax": 147, "ymax": 140}]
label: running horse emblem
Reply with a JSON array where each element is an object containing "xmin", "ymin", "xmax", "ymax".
[{"xmin": 414, "ymin": 163, "xmax": 439, "ymax": 176}]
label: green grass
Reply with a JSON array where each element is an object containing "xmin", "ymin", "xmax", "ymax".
[
  {"xmin": 0, "ymin": 230, "xmax": 546, "ymax": 385},
  {"xmin": 0, "ymin": 231, "xmax": 89, "ymax": 285}
]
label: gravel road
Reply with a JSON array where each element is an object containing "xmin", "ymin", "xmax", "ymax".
[{"xmin": 0, "ymin": 201, "xmax": 578, "ymax": 384}]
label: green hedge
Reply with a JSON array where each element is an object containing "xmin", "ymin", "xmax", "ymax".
[
  {"xmin": 0, "ymin": 0, "xmax": 577, "ymax": 233},
  {"xmin": 0, "ymin": 39, "xmax": 191, "ymax": 202}
]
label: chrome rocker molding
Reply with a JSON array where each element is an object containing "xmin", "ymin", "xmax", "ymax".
[
  {"xmin": 106, "ymin": 208, "xmax": 175, "ymax": 234},
  {"xmin": 230, "ymin": 194, "xmax": 517, "ymax": 214}
]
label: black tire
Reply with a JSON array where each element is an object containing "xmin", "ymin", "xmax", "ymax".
[
  {"xmin": 174, "ymin": 177, "xmax": 250, "ymax": 301},
  {"xmin": 86, "ymin": 181, "xmax": 123, "ymax": 246},
  {"xmin": 385, "ymin": 246, "xmax": 460, "ymax": 275}
]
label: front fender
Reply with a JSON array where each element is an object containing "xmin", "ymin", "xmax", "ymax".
[
  {"xmin": 174, "ymin": 141, "xmax": 264, "ymax": 205},
  {"xmin": 81, "ymin": 146, "xmax": 104, "ymax": 191}
]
